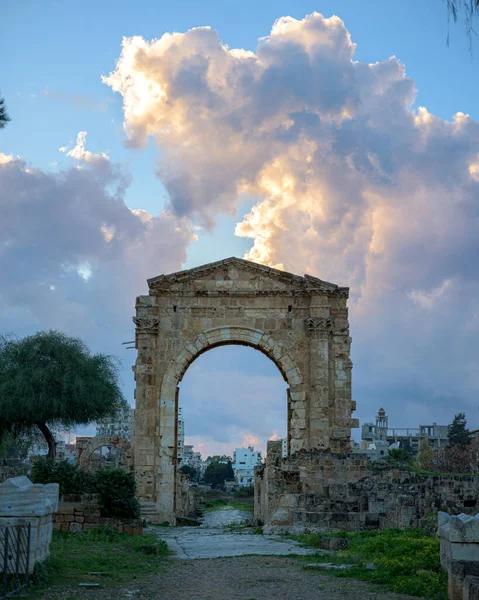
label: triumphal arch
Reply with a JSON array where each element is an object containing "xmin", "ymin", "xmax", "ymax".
[{"xmin": 132, "ymin": 257, "xmax": 357, "ymax": 523}]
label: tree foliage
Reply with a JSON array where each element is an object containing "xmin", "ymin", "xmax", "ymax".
[
  {"xmin": 448, "ymin": 412, "xmax": 471, "ymax": 448},
  {"xmin": 433, "ymin": 438, "xmax": 479, "ymax": 474},
  {"xmin": 204, "ymin": 459, "xmax": 234, "ymax": 489},
  {"xmin": 385, "ymin": 447, "xmax": 413, "ymax": 466},
  {"xmin": 415, "ymin": 437, "xmax": 435, "ymax": 471},
  {"xmin": 0, "ymin": 95, "xmax": 10, "ymax": 129},
  {"xmin": 0, "ymin": 331, "xmax": 124, "ymax": 459},
  {"xmin": 31, "ymin": 460, "xmax": 140, "ymax": 518},
  {"xmin": 180, "ymin": 464, "xmax": 198, "ymax": 481}
]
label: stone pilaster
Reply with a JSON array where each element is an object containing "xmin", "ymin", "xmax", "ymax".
[{"xmin": 305, "ymin": 317, "xmax": 333, "ymax": 450}]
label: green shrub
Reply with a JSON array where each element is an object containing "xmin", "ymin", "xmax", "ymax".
[
  {"xmin": 234, "ymin": 485, "xmax": 255, "ymax": 498},
  {"xmin": 94, "ymin": 468, "xmax": 140, "ymax": 519},
  {"xmin": 31, "ymin": 460, "xmax": 92, "ymax": 496},
  {"xmin": 32, "ymin": 461, "xmax": 140, "ymax": 519}
]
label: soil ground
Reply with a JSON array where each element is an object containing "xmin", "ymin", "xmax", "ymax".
[{"xmin": 36, "ymin": 555, "xmax": 419, "ymax": 600}]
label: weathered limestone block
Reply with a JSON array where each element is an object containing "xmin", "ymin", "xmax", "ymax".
[
  {"xmin": 0, "ymin": 477, "xmax": 59, "ymax": 573},
  {"xmin": 134, "ymin": 257, "xmax": 355, "ymax": 523},
  {"xmin": 464, "ymin": 576, "xmax": 479, "ymax": 600},
  {"xmin": 439, "ymin": 512, "xmax": 479, "ymax": 600}
]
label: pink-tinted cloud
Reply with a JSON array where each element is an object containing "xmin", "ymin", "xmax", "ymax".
[{"xmin": 105, "ymin": 13, "xmax": 479, "ymax": 430}]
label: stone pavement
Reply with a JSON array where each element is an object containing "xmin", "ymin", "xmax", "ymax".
[{"xmin": 149, "ymin": 525, "xmax": 318, "ymax": 559}]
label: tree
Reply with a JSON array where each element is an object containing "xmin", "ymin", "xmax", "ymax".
[
  {"xmin": 448, "ymin": 412, "xmax": 471, "ymax": 448},
  {"xmin": 180, "ymin": 464, "xmax": 198, "ymax": 481},
  {"xmin": 0, "ymin": 95, "xmax": 10, "ymax": 129},
  {"xmin": 0, "ymin": 330, "xmax": 124, "ymax": 460},
  {"xmin": 415, "ymin": 437, "xmax": 435, "ymax": 471},
  {"xmin": 446, "ymin": 0, "xmax": 479, "ymax": 49},
  {"xmin": 386, "ymin": 447, "xmax": 413, "ymax": 467},
  {"xmin": 204, "ymin": 459, "xmax": 234, "ymax": 489}
]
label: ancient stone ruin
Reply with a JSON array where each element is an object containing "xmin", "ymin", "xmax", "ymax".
[
  {"xmin": 132, "ymin": 257, "xmax": 478, "ymax": 529},
  {"xmin": 439, "ymin": 512, "xmax": 479, "ymax": 600},
  {"xmin": 75, "ymin": 435, "xmax": 133, "ymax": 472},
  {"xmin": 0, "ymin": 476, "xmax": 59, "ymax": 573},
  {"xmin": 133, "ymin": 257, "xmax": 356, "ymax": 524}
]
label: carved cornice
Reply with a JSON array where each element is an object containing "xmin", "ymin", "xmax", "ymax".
[
  {"xmin": 132, "ymin": 316, "xmax": 160, "ymax": 333},
  {"xmin": 305, "ymin": 317, "xmax": 334, "ymax": 334}
]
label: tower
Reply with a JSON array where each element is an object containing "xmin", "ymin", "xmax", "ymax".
[{"xmin": 376, "ymin": 407, "xmax": 388, "ymax": 441}]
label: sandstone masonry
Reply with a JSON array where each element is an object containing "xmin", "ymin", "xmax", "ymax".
[{"xmin": 133, "ymin": 257, "xmax": 357, "ymax": 524}]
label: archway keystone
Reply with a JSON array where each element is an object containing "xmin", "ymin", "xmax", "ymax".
[{"xmin": 133, "ymin": 257, "xmax": 357, "ymax": 523}]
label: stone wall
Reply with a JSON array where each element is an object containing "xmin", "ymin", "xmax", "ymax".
[
  {"xmin": 256, "ymin": 441, "xmax": 479, "ymax": 532},
  {"xmin": 53, "ymin": 501, "xmax": 143, "ymax": 535},
  {"xmin": 175, "ymin": 473, "xmax": 197, "ymax": 519},
  {"xmin": 0, "ymin": 476, "xmax": 59, "ymax": 573},
  {"xmin": 0, "ymin": 462, "xmax": 32, "ymax": 483}
]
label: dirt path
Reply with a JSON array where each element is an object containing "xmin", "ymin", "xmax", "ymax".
[{"xmin": 41, "ymin": 556, "xmax": 420, "ymax": 600}]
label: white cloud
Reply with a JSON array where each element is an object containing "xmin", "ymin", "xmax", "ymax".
[
  {"xmin": 0, "ymin": 136, "xmax": 194, "ymax": 404},
  {"xmin": 104, "ymin": 12, "xmax": 479, "ymax": 429}
]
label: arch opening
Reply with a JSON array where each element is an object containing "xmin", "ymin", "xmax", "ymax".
[{"xmin": 178, "ymin": 344, "xmax": 289, "ymax": 470}]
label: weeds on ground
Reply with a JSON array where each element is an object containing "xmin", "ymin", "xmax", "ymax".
[
  {"xmin": 292, "ymin": 528, "xmax": 447, "ymax": 600},
  {"xmin": 25, "ymin": 525, "xmax": 169, "ymax": 598},
  {"xmin": 202, "ymin": 498, "xmax": 254, "ymax": 513}
]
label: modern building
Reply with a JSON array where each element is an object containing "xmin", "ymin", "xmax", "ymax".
[
  {"xmin": 232, "ymin": 445, "xmax": 262, "ymax": 487},
  {"xmin": 182, "ymin": 444, "xmax": 202, "ymax": 473},
  {"xmin": 96, "ymin": 403, "xmax": 134, "ymax": 440},
  {"xmin": 361, "ymin": 408, "xmax": 449, "ymax": 455}
]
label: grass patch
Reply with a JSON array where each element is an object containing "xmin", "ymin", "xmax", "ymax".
[
  {"xmin": 25, "ymin": 525, "xmax": 169, "ymax": 598},
  {"xmin": 291, "ymin": 528, "xmax": 447, "ymax": 600},
  {"xmin": 202, "ymin": 498, "xmax": 254, "ymax": 513}
]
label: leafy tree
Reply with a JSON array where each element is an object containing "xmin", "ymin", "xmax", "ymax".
[
  {"xmin": 415, "ymin": 437, "xmax": 435, "ymax": 471},
  {"xmin": 0, "ymin": 331, "xmax": 124, "ymax": 460},
  {"xmin": 180, "ymin": 464, "xmax": 198, "ymax": 481},
  {"xmin": 448, "ymin": 412, "xmax": 471, "ymax": 448},
  {"xmin": 0, "ymin": 95, "xmax": 10, "ymax": 129},
  {"xmin": 434, "ymin": 442, "xmax": 478, "ymax": 474},
  {"xmin": 205, "ymin": 454, "xmax": 232, "ymax": 463},
  {"xmin": 446, "ymin": 0, "xmax": 479, "ymax": 48},
  {"xmin": 386, "ymin": 447, "xmax": 413, "ymax": 467},
  {"xmin": 204, "ymin": 459, "xmax": 234, "ymax": 489}
]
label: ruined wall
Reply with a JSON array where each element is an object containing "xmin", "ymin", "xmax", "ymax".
[
  {"xmin": 175, "ymin": 473, "xmax": 197, "ymax": 519},
  {"xmin": 256, "ymin": 441, "xmax": 479, "ymax": 532},
  {"xmin": 133, "ymin": 257, "xmax": 356, "ymax": 523},
  {"xmin": 53, "ymin": 501, "xmax": 143, "ymax": 535}
]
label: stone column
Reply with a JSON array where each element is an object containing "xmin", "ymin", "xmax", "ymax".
[
  {"xmin": 305, "ymin": 316, "xmax": 333, "ymax": 450},
  {"xmin": 132, "ymin": 307, "xmax": 160, "ymax": 515},
  {"xmin": 438, "ymin": 512, "xmax": 479, "ymax": 600}
]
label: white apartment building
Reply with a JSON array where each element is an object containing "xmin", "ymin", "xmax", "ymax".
[
  {"xmin": 96, "ymin": 403, "xmax": 134, "ymax": 440},
  {"xmin": 232, "ymin": 445, "xmax": 262, "ymax": 487}
]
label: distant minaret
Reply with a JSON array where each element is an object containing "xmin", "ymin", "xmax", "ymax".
[{"xmin": 376, "ymin": 407, "xmax": 388, "ymax": 441}]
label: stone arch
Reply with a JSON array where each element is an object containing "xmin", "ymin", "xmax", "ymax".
[
  {"xmin": 77, "ymin": 435, "xmax": 133, "ymax": 472},
  {"xmin": 162, "ymin": 326, "xmax": 303, "ymax": 395},
  {"xmin": 133, "ymin": 257, "xmax": 355, "ymax": 524}
]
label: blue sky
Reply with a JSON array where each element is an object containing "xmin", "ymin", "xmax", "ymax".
[{"xmin": 1, "ymin": 1, "xmax": 479, "ymax": 454}]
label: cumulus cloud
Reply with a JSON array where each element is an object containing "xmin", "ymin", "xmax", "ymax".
[
  {"xmin": 105, "ymin": 12, "xmax": 479, "ymax": 430},
  {"xmin": 0, "ymin": 135, "xmax": 194, "ymax": 405}
]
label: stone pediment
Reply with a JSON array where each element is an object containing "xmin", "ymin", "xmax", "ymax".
[{"xmin": 147, "ymin": 257, "xmax": 347, "ymax": 296}]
